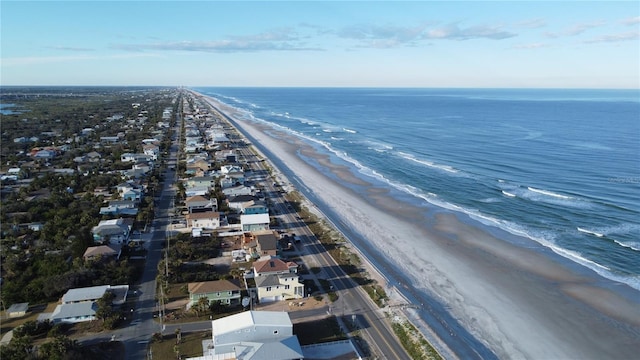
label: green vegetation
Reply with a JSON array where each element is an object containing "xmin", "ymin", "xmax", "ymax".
[
  {"xmin": 149, "ymin": 331, "xmax": 210, "ymax": 360},
  {"xmin": 0, "ymin": 87, "xmax": 181, "ymax": 355},
  {"xmin": 391, "ymin": 320, "xmax": 442, "ymax": 360},
  {"xmin": 294, "ymin": 316, "xmax": 347, "ymax": 345}
]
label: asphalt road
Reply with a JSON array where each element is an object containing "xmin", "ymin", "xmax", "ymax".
[{"xmin": 121, "ymin": 112, "xmax": 183, "ymax": 359}]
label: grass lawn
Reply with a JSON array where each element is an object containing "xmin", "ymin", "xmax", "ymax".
[
  {"xmin": 149, "ymin": 331, "xmax": 210, "ymax": 360},
  {"xmin": 294, "ymin": 316, "xmax": 346, "ymax": 346},
  {"xmin": 83, "ymin": 341, "xmax": 126, "ymax": 360},
  {"xmin": 0, "ymin": 302, "xmax": 58, "ymax": 337}
]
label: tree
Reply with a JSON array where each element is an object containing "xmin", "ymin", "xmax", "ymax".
[
  {"xmin": 95, "ymin": 291, "xmax": 116, "ymax": 329},
  {"xmin": 0, "ymin": 334, "xmax": 36, "ymax": 360},
  {"xmin": 38, "ymin": 335, "xmax": 83, "ymax": 360},
  {"xmin": 192, "ymin": 296, "xmax": 209, "ymax": 317}
]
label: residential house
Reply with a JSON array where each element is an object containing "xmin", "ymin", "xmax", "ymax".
[
  {"xmin": 243, "ymin": 230, "xmax": 279, "ymax": 258},
  {"xmin": 185, "ymin": 195, "xmax": 218, "ymax": 213},
  {"xmin": 215, "ymin": 149, "xmax": 237, "ymax": 163},
  {"xmin": 206, "ymin": 130, "xmax": 230, "ymax": 145},
  {"xmin": 115, "ymin": 181, "xmax": 144, "ymax": 196},
  {"xmin": 252, "ymin": 257, "xmax": 303, "ymax": 303},
  {"xmin": 240, "ymin": 202, "xmax": 270, "ymax": 232},
  {"xmin": 48, "ymin": 284, "xmax": 129, "ymax": 324},
  {"xmin": 122, "ymin": 188, "xmax": 143, "ymax": 202},
  {"xmin": 33, "ymin": 149, "xmax": 56, "ymax": 160},
  {"xmin": 132, "ymin": 162, "xmax": 151, "ymax": 173},
  {"xmin": 219, "ymin": 165, "xmax": 243, "ymax": 175},
  {"xmin": 142, "ymin": 144, "xmax": 159, "ymax": 160},
  {"xmin": 187, "ymin": 158, "xmax": 211, "ymax": 173},
  {"xmin": 222, "ymin": 185, "xmax": 253, "ymax": 198},
  {"xmin": 227, "ymin": 195, "xmax": 256, "ymax": 213},
  {"xmin": 99, "ymin": 200, "xmax": 138, "ymax": 216},
  {"xmin": 187, "ymin": 279, "xmax": 242, "ymax": 309},
  {"xmin": 195, "ymin": 311, "xmax": 303, "ymax": 360},
  {"xmin": 141, "ymin": 138, "xmax": 161, "ymax": 145},
  {"xmin": 100, "ymin": 136, "xmax": 121, "ymax": 144},
  {"xmin": 253, "ymin": 257, "xmax": 299, "ymax": 277},
  {"xmin": 184, "ymin": 186, "xmax": 209, "ymax": 197},
  {"xmin": 93, "ymin": 187, "xmax": 111, "ymax": 198},
  {"xmin": 91, "ymin": 218, "xmax": 132, "ymax": 244},
  {"xmin": 120, "ymin": 153, "xmax": 153, "ymax": 163},
  {"xmin": 86, "ymin": 151, "xmax": 102, "ymax": 162},
  {"xmin": 186, "ymin": 211, "xmax": 220, "ymax": 230},
  {"xmin": 6, "ymin": 303, "xmax": 29, "ymax": 318},
  {"xmin": 184, "ymin": 176, "xmax": 216, "ymax": 191},
  {"xmin": 220, "ymin": 173, "xmax": 245, "ymax": 189},
  {"xmin": 83, "ymin": 245, "xmax": 120, "ymax": 261}
]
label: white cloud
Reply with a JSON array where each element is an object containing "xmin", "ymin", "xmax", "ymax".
[
  {"xmin": 46, "ymin": 46, "xmax": 96, "ymax": 52},
  {"xmin": 1, "ymin": 53, "xmax": 160, "ymax": 66},
  {"xmin": 112, "ymin": 28, "xmax": 322, "ymax": 53},
  {"xmin": 584, "ymin": 31, "xmax": 639, "ymax": 44},
  {"xmin": 620, "ymin": 16, "xmax": 640, "ymax": 26},
  {"xmin": 512, "ymin": 43, "xmax": 548, "ymax": 50},
  {"xmin": 514, "ymin": 18, "xmax": 547, "ymax": 29},
  {"xmin": 425, "ymin": 24, "xmax": 517, "ymax": 40},
  {"xmin": 545, "ymin": 21, "xmax": 607, "ymax": 38}
]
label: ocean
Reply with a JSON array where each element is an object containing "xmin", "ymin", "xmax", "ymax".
[{"xmin": 194, "ymin": 87, "xmax": 640, "ymax": 290}]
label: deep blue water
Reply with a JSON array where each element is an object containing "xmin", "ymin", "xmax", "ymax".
[
  {"xmin": 194, "ymin": 87, "xmax": 640, "ymax": 289},
  {"xmin": 0, "ymin": 103, "xmax": 26, "ymax": 115}
]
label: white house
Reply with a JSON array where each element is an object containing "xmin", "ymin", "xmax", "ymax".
[
  {"xmin": 192, "ymin": 311, "xmax": 303, "ymax": 360},
  {"xmin": 240, "ymin": 213, "xmax": 270, "ymax": 232},
  {"xmin": 222, "ymin": 185, "xmax": 253, "ymax": 198},
  {"xmin": 91, "ymin": 218, "xmax": 133, "ymax": 244},
  {"xmin": 143, "ymin": 144, "xmax": 159, "ymax": 160},
  {"xmin": 186, "ymin": 211, "xmax": 220, "ymax": 230}
]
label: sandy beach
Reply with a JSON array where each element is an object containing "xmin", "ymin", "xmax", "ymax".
[{"xmin": 198, "ymin": 92, "xmax": 640, "ymax": 359}]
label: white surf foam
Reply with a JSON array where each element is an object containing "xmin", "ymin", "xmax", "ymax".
[
  {"xmin": 577, "ymin": 227, "xmax": 605, "ymax": 237},
  {"xmin": 527, "ymin": 187, "xmax": 571, "ymax": 200},
  {"xmin": 396, "ymin": 151, "xmax": 459, "ymax": 174}
]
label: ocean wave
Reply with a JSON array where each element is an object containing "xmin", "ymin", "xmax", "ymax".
[
  {"xmin": 362, "ymin": 140, "xmax": 394, "ymax": 153},
  {"xmin": 527, "ymin": 187, "xmax": 571, "ymax": 200},
  {"xmin": 522, "ymin": 186, "xmax": 593, "ymax": 209},
  {"xmin": 577, "ymin": 227, "xmax": 604, "ymax": 237},
  {"xmin": 343, "ymin": 128, "xmax": 357, "ymax": 134},
  {"xmin": 501, "ymin": 190, "xmax": 516, "ymax": 198},
  {"xmin": 395, "ymin": 151, "xmax": 459, "ymax": 174},
  {"xmin": 613, "ymin": 239, "xmax": 640, "ymax": 252}
]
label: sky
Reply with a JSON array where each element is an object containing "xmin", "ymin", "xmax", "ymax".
[{"xmin": 1, "ymin": 1, "xmax": 639, "ymax": 88}]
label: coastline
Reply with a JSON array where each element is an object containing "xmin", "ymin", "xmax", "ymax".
[{"xmin": 197, "ymin": 91, "xmax": 640, "ymax": 359}]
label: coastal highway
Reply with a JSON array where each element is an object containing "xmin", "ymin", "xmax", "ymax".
[{"xmin": 213, "ymin": 102, "xmax": 412, "ymax": 359}]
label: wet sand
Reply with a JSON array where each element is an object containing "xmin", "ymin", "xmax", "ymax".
[{"xmin": 198, "ymin": 92, "xmax": 640, "ymax": 359}]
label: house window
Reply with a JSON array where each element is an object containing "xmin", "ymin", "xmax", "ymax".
[
  {"xmin": 273, "ymin": 330, "xmax": 279, "ymax": 335},
  {"xmin": 285, "ymin": 285, "xmax": 290, "ymax": 290},
  {"xmin": 266, "ymin": 287, "xmax": 272, "ymax": 291}
]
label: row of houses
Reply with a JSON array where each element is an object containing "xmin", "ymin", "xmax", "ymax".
[{"xmin": 187, "ymin": 254, "xmax": 303, "ymax": 309}]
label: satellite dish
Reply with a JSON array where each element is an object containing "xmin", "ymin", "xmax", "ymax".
[{"xmin": 242, "ymin": 297, "xmax": 250, "ymax": 307}]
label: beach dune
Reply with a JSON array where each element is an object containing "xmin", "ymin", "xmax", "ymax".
[{"xmin": 199, "ymin": 92, "xmax": 640, "ymax": 359}]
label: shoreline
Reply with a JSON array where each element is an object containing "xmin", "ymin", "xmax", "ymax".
[{"xmin": 196, "ymin": 91, "xmax": 640, "ymax": 359}]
